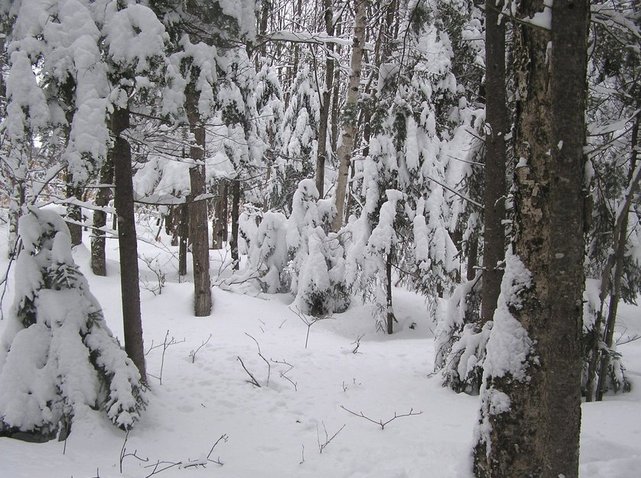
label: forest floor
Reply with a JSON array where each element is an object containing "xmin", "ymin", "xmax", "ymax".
[{"xmin": 0, "ymin": 216, "xmax": 640, "ymax": 478}]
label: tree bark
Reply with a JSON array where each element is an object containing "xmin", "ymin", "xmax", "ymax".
[
  {"xmin": 593, "ymin": 110, "xmax": 641, "ymax": 400},
  {"xmin": 91, "ymin": 155, "xmax": 114, "ymax": 276},
  {"xmin": 332, "ymin": 0, "xmax": 367, "ymax": 231},
  {"xmin": 315, "ymin": 0, "xmax": 336, "ymax": 197},
  {"xmin": 66, "ymin": 184, "xmax": 83, "ymax": 246},
  {"xmin": 112, "ymin": 106, "xmax": 146, "ymax": 383},
  {"xmin": 178, "ymin": 204, "xmax": 189, "ymax": 277},
  {"xmin": 212, "ymin": 183, "xmax": 227, "ymax": 250},
  {"xmin": 230, "ymin": 179, "xmax": 241, "ymax": 270},
  {"xmin": 480, "ymin": 0, "xmax": 507, "ymax": 324},
  {"xmin": 473, "ymin": 1, "xmax": 588, "ymax": 476},
  {"xmin": 185, "ymin": 82, "xmax": 212, "ymax": 316},
  {"xmin": 386, "ymin": 251, "xmax": 396, "ymax": 334}
]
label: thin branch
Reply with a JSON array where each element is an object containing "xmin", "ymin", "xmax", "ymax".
[
  {"xmin": 237, "ymin": 356, "xmax": 261, "ymax": 387},
  {"xmin": 340, "ymin": 405, "xmax": 422, "ymax": 430}
]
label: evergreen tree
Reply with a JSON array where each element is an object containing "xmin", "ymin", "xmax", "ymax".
[{"xmin": 0, "ymin": 208, "xmax": 145, "ymax": 441}]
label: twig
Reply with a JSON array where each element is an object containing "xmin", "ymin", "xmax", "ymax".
[
  {"xmin": 119, "ymin": 431, "xmax": 149, "ymax": 473},
  {"xmin": 271, "ymin": 358, "xmax": 298, "ymax": 391},
  {"xmin": 189, "ymin": 334, "xmax": 213, "ymax": 363},
  {"xmin": 206, "ymin": 434, "xmax": 228, "ymax": 465},
  {"xmin": 290, "ymin": 306, "xmax": 334, "ymax": 349},
  {"xmin": 299, "ymin": 444, "xmax": 305, "ymax": 465},
  {"xmin": 245, "ymin": 333, "xmax": 271, "ymax": 385},
  {"xmin": 316, "ymin": 422, "xmax": 346, "ymax": 454},
  {"xmin": 351, "ymin": 334, "xmax": 364, "ymax": 354},
  {"xmin": 237, "ymin": 356, "xmax": 261, "ymax": 387},
  {"xmin": 339, "ymin": 406, "xmax": 422, "ymax": 430}
]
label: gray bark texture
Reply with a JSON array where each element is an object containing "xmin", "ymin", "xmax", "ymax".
[
  {"xmin": 185, "ymin": 81, "xmax": 213, "ymax": 317},
  {"xmin": 473, "ymin": 1, "xmax": 588, "ymax": 476}
]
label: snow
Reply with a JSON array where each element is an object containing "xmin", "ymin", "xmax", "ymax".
[{"xmin": 0, "ymin": 218, "xmax": 641, "ymax": 477}]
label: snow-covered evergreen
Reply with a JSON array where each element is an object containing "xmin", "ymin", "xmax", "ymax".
[{"xmin": 0, "ymin": 208, "xmax": 145, "ymax": 441}]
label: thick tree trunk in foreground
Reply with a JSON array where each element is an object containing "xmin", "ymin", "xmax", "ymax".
[
  {"xmin": 185, "ymin": 83, "xmax": 212, "ymax": 317},
  {"xmin": 480, "ymin": 0, "xmax": 507, "ymax": 324},
  {"xmin": 112, "ymin": 106, "xmax": 146, "ymax": 383},
  {"xmin": 473, "ymin": 1, "xmax": 588, "ymax": 477},
  {"xmin": 332, "ymin": 0, "xmax": 367, "ymax": 231}
]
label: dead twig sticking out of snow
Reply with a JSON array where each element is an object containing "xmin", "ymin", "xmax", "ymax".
[
  {"xmin": 140, "ymin": 254, "xmax": 166, "ymax": 296},
  {"xmin": 351, "ymin": 334, "xmax": 365, "ymax": 354},
  {"xmin": 271, "ymin": 358, "xmax": 298, "ymax": 391},
  {"xmin": 339, "ymin": 406, "xmax": 423, "ymax": 430},
  {"xmin": 245, "ymin": 333, "xmax": 271, "ymax": 385},
  {"xmin": 290, "ymin": 306, "xmax": 334, "ymax": 349},
  {"xmin": 145, "ymin": 330, "xmax": 186, "ymax": 385},
  {"xmin": 317, "ymin": 422, "xmax": 346, "ymax": 454},
  {"xmin": 119, "ymin": 431, "xmax": 149, "ymax": 473},
  {"xmin": 189, "ymin": 334, "xmax": 213, "ymax": 363},
  {"xmin": 299, "ymin": 444, "xmax": 305, "ymax": 465},
  {"xmin": 206, "ymin": 434, "xmax": 229, "ymax": 465},
  {"xmin": 126, "ymin": 434, "xmax": 229, "ymax": 477},
  {"xmin": 237, "ymin": 356, "xmax": 261, "ymax": 387}
]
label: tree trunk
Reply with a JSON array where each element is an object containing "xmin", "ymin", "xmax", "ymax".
[
  {"xmin": 66, "ymin": 183, "xmax": 83, "ymax": 247},
  {"xmin": 386, "ymin": 251, "xmax": 396, "ymax": 335},
  {"xmin": 178, "ymin": 204, "xmax": 189, "ymax": 277},
  {"xmin": 473, "ymin": 1, "xmax": 588, "ymax": 477},
  {"xmin": 91, "ymin": 155, "xmax": 114, "ymax": 276},
  {"xmin": 332, "ymin": 0, "xmax": 367, "ymax": 232},
  {"xmin": 593, "ymin": 110, "xmax": 641, "ymax": 400},
  {"xmin": 315, "ymin": 0, "xmax": 336, "ymax": 197},
  {"xmin": 185, "ymin": 82, "xmax": 212, "ymax": 317},
  {"xmin": 230, "ymin": 179, "xmax": 241, "ymax": 270},
  {"xmin": 212, "ymin": 183, "xmax": 227, "ymax": 250},
  {"xmin": 112, "ymin": 106, "xmax": 146, "ymax": 383},
  {"xmin": 480, "ymin": 0, "xmax": 507, "ymax": 324}
]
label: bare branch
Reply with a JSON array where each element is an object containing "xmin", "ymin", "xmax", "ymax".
[{"xmin": 340, "ymin": 405, "xmax": 422, "ymax": 430}]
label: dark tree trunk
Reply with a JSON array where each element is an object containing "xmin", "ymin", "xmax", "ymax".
[
  {"xmin": 212, "ymin": 183, "xmax": 227, "ymax": 250},
  {"xmin": 315, "ymin": 0, "xmax": 335, "ymax": 197},
  {"xmin": 386, "ymin": 251, "xmax": 395, "ymax": 335},
  {"xmin": 473, "ymin": 1, "xmax": 588, "ymax": 477},
  {"xmin": 178, "ymin": 204, "xmax": 189, "ymax": 277},
  {"xmin": 466, "ymin": 235, "xmax": 479, "ymax": 282},
  {"xmin": 66, "ymin": 184, "xmax": 83, "ymax": 246},
  {"xmin": 112, "ymin": 106, "xmax": 146, "ymax": 383},
  {"xmin": 185, "ymin": 83, "xmax": 212, "ymax": 316},
  {"xmin": 230, "ymin": 179, "xmax": 241, "ymax": 270},
  {"xmin": 593, "ymin": 110, "xmax": 641, "ymax": 400},
  {"xmin": 91, "ymin": 155, "xmax": 114, "ymax": 276},
  {"xmin": 480, "ymin": 0, "xmax": 507, "ymax": 324}
]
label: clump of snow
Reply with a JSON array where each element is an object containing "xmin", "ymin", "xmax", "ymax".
[{"xmin": 482, "ymin": 248, "xmax": 534, "ymax": 380}]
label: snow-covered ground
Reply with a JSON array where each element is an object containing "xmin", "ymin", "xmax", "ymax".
[{"xmin": 0, "ymin": 218, "xmax": 640, "ymax": 478}]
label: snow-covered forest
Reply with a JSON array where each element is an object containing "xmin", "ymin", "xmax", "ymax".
[{"xmin": 0, "ymin": 0, "xmax": 640, "ymax": 477}]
